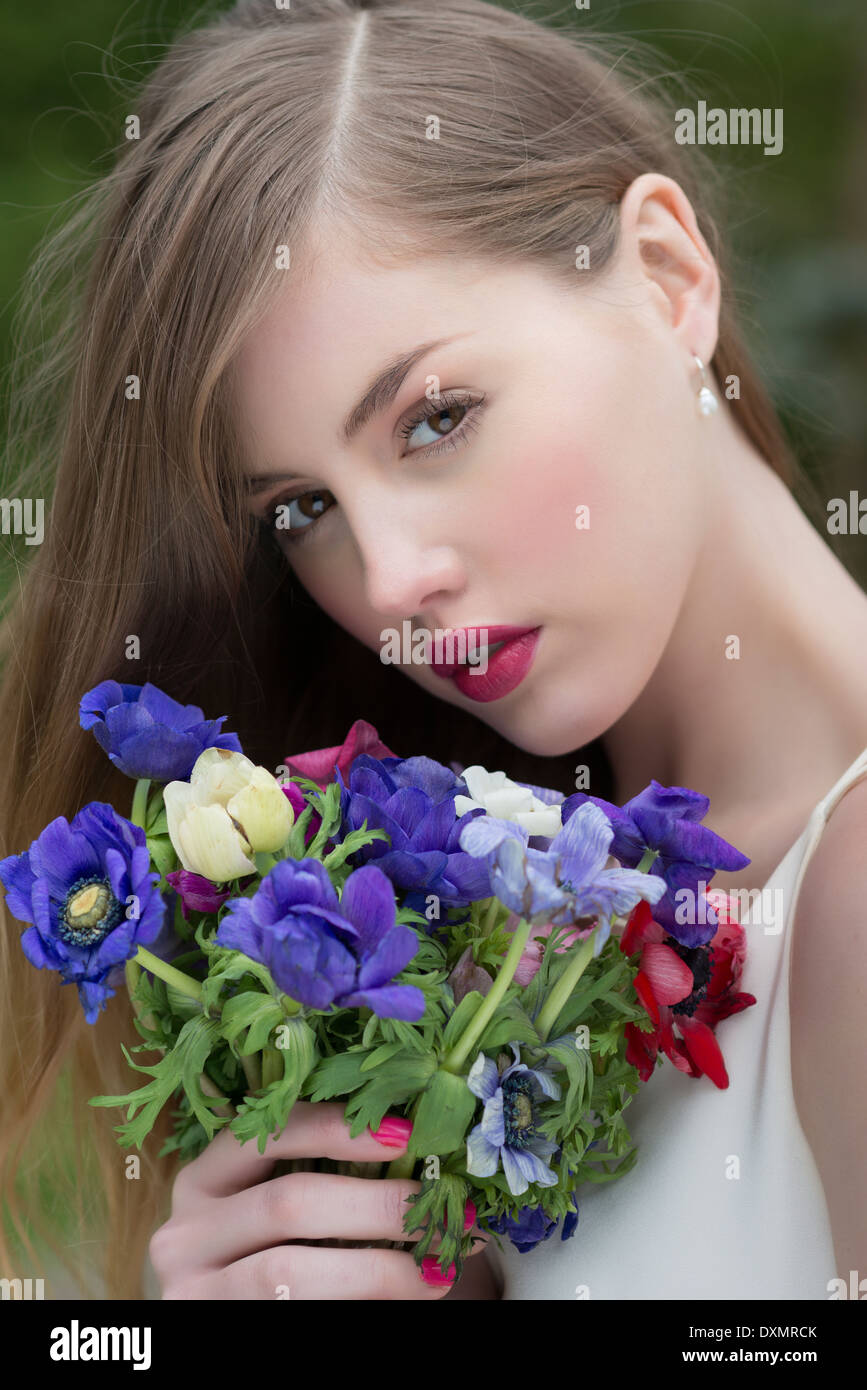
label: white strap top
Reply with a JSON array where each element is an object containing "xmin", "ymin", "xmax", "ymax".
[{"xmin": 490, "ymin": 745, "xmax": 867, "ymax": 1300}]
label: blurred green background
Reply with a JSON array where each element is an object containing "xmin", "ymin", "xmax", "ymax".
[{"xmin": 2, "ymin": 0, "xmax": 866, "ymax": 578}]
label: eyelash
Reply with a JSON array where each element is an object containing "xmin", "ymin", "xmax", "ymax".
[{"xmin": 262, "ymin": 389, "xmax": 487, "ymax": 548}]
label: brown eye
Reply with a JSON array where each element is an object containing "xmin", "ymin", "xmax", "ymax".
[
  {"xmin": 429, "ymin": 404, "xmax": 465, "ymax": 436},
  {"xmin": 401, "ymin": 399, "xmax": 470, "ymax": 451},
  {"xmin": 270, "ymin": 487, "xmax": 337, "ymax": 539}
]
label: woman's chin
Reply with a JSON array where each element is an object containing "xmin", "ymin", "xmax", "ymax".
[{"xmin": 475, "ymin": 700, "xmax": 602, "ymax": 760}]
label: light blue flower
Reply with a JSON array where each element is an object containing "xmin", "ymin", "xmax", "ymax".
[
  {"xmin": 465, "ymin": 1043, "xmax": 561, "ymax": 1196},
  {"xmin": 458, "ymin": 799, "xmax": 667, "ymax": 953}
]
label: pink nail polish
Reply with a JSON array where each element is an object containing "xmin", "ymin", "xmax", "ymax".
[
  {"xmin": 463, "ymin": 1199, "xmax": 477, "ymax": 1232},
  {"xmin": 369, "ymin": 1116, "xmax": 413, "ymax": 1147},
  {"xmin": 420, "ymin": 1256, "xmax": 456, "ymax": 1287}
]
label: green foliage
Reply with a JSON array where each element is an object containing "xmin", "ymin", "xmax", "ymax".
[
  {"xmin": 229, "ymin": 1020, "xmax": 318, "ymax": 1152},
  {"xmin": 407, "ymin": 1069, "xmax": 478, "ymax": 1157},
  {"xmin": 88, "ymin": 1015, "xmax": 230, "ymax": 1150}
]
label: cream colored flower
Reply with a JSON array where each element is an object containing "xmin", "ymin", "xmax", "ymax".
[
  {"xmin": 453, "ymin": 765, "xmax": 563, "ymax": 837},
  {"xmin": 164, "ymin": 748, "xmax": 295, "ymax": 882}
]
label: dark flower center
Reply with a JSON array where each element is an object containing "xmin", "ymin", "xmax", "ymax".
[
  {"xmin": 669, "ymin": 941, "xmax": 714, "ymax": 1017},
  {"xmin": 59, "ymin": 876, "xmax": 124, "ymax": 948},
  {"xmin": 502, "ymin": 1074, "xmax": 537, "ymax": 1149}
]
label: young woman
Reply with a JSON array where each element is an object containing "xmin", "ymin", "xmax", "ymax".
[{"xmin": 1, "ymin": 0, "xmax": 865, "ymax": 1301}]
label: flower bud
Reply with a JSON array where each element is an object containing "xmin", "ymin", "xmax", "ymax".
[{"xmin": 227, "ymin": 766, "xmax": 295, "ymax": 852}]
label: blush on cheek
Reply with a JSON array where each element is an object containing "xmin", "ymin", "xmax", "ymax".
[{"xmin": 515, "ymin": 444, "xmax": 610, "ymax": 558}]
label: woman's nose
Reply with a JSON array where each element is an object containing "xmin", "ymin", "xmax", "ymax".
[{"xmin": 362, "ymin": 539, "xmax": 466, "ymax": 622}]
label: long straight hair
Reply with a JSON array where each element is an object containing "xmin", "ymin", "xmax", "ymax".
[{"xmin": 0, "ymin": 0, "xmax": 814, "ymax": 1297}]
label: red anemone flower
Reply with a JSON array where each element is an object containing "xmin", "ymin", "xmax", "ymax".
[{"xmin": 619, "ymin": 894, "xmax": 756, "ymax": 1089}]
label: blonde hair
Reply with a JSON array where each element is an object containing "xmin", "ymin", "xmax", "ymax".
[{"xmin": 0, "ymin": 0, "xmax": 810, "ymax": 1297}]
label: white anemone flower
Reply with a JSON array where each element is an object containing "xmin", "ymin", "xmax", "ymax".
[
  {"xmin": 164, "ymin": 747, "xmax": 295, "ymax": 882},
  {"xmin": 453, "ymin": 765, "xmax": 562, "ymax": 838}
]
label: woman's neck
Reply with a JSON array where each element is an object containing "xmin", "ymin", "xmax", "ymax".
[{"xmin": 603, "ymin": 415, "xmax": 867, "ymax": 833}]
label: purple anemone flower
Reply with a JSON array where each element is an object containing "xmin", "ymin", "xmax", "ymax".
[
  {"xmin": 215, "ymin": 859, "xmax": 424, "ymax": 1020},
  {"xmin": 166, "ymin": 868, "xmax": 233, "ymax": 921},
  {"xmin": 334, "ymin": 754, "xmax": 492, "ymax": 914},
  {"xmin": 561, "ymin": 780, "xmax": 750, "ymax": 947},
  {"xmin": 465, "ymin": 1043, "xmax": 562, "ymax": 1196},
  {"xmin": 487, "ymin": 1194, "xmax": 580, "ymax": 1253},
  {"xmin": 458, "ymin": 800, "xmax": 667, "ymax": 953},
  {"xmin": 79, "ymin": 679, "xmax": 243, "ymax": 782},
  {"xmin": 0, "ymin": 802, "xmax": 167, "ymax": 1023}
]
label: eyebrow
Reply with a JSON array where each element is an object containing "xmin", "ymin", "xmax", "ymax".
[
  {"xmin": 245, "ymin": 333, "xmax": 465, "ymax": 495},
  {"xmin": 340, "ymin": 335, "xmax": 460, "ymax": 443}
]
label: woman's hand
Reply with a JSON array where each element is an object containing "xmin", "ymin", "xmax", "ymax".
[{"xmin": 149, "ymin": 1101, "xmax": 490, "ymax": 1300}]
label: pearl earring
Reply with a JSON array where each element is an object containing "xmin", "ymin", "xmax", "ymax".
[{"xmin": 693, "ymin": 354, "xmax": 718, "ymax": 416}]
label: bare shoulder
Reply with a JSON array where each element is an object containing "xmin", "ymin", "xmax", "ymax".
[{"xmin": 789, "ymin": 771, "xmax": 867, "ymax": 1280}]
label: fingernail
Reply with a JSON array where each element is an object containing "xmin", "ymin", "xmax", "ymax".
[
  {"xmin": 420, "ymin": 1256, "xmax": 456, "ymax": 1287},
  {"xmin": 369, "ymin": 1116, "xmax": 413, "ymax": 1148},
  {"xmin": 463, "ymin": 1199, "xmax": 477, "ymax": 1232}
]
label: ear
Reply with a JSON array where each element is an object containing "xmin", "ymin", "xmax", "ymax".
[{"xmin": 616, "ymin": 173, "xmax": 721, "ymax": 366}]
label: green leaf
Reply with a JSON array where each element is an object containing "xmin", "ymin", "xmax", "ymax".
[
  {"xmin": 360, "ymin": 1041, "xmax": 405, "ymax": 1072},
  {"xmin": 146, "ymin": 806, "xmax": 169, "ymax": 838},
  {"xmin": 165, "ymin": 981, "xmax": 204, "ymax": 1021},
  {"xmin": 145, "ymin": 791, "xmax": 167, "ymax": 835},
  {"xmin": 407, "ymin": 1068, "xmax": 478, "ymax": 1157},
  {"xmin": 88, "ymin": 1015, "xmax": 228, "ymax": 1150},
  {"xmin": 284, "ymin": 804, "xmax": 314, "ymax": 860},
  {"xmin": 323, "ymin": 824, "xmax": 391, "ymax": 875},
  {"xmin": 148, "ymin": 833, "xmax": 177, "ymax": 879},
  {"xmin": 230, "ymin": 1019, "xmax": 318, "ymax": 1152},
  {"xmin": 199, "ymin": 942, "xmax": 280, "ymax": 1012},
  {"xmin": 342, "ymin": 1054, "xmax": 437, "ymax": 1139},
  {"xmin": 305, "ymin": 782, "xmax": 343, "ymax": 856},
  {"xmin": 220, "ymin": 991, "xmax": 284, "ymax": 1054},
  {"xmin": 303, "ymin": 1048, "xmax": 376, "ymax": 1101},
  {"xmin": 474, "ymin": 997, "xmax": 540, "ymax": 1052},
  {"xmin": 442, "ymin": 990, "xmax": 484, "ymax": 1051},
  {"xmin": 543, "ymin": 1035, "xmax": 593, "ymax": 1131}
]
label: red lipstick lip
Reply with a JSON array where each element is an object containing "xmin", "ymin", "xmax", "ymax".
[
  {"xmin": 426, "ymin": 625, "xmax": 538, "ymax": 678},
  {"xmin": 423, "ymin": 626, "xmax": 542, "ymax": 702}
]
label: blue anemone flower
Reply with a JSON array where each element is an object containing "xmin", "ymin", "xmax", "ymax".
[
  {"xmin": 334, "ymin": 754, "xmax": 492, "ymax": 913},
  {"xmin": 561, "ymin": 780, "xmax": 750, "ymax": 946},
  {"xmin": 0, "ymin": 802, "xmax": 168, "ymax": 1023},
  {"xmin": 465, "ymin": 1043, "xmax": 562, "ymax": 1196},
  {"xmin": 487, "ymin": 1194, "xmax": 580, "ymax": 1253},
  {"xmin": 459, "ymin": 799, "xmax": 667, "ymax": 953},
  {"xmin": 79, "ymin": 680, "xmax": 243, "ymax": 781},
  {"xmin": 215, "ymin": 859, "xmax": 424, "ymax": 1020}
]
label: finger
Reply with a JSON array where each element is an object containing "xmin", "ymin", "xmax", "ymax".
[
  {"xmin": 177, "ymin": 1244, "xmax": 460, "ymax": 1300},
  {"xmin": 182, "ymin": 1102, "xmax": 412, "ymax": 1199},
  {"xmin": 183, "ymin": 1173, "xmax": 427, "ymax": 1267}
]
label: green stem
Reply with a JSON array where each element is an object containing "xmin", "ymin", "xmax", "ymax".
[
  {"xmin": 240, "ymin": 1053, "xmax": 262, "ymax": 1092},
  {"xmin": 385, "ymin": 1094, "xmax": 423, "ymax": 1179},
  {"xmin": 124, "ymin": 957, "xmax": 158, "ymax": 1036},
  {"xmin": 261, "ymin": 1045, "xmax": 283, "ymax": 1088},
  {"xmin": 479, "ymin": 896, "xmax": 500, "ymax": 937},
  {"xmin": 130, "ymin": 778, "xmax": 151, "ymax": 831},
  {"xmin": 637, "ymin": 848, "xmax": 657, "ymax": 873},
  {"xmin": 133, "ymin": 945, "xmax": 203, "ymax": 1001},
  {"xmin": 440, "ymin": 916, "xmax": 534, "ymax": 1075},
  {"xmin": 534, "ymin": 926, "xmax": 599, "ymax": 1042}
]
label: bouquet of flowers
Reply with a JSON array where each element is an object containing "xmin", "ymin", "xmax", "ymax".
[{"xmin": 0, "ymin": 681, "xmax": 756, "ymax": 1277}]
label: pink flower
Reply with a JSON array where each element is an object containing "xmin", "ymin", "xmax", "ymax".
[
  {"xmin": 282, "ymin": 720, "xmax": 398, "ymax": 790},
  {"xmin": 166, "ymin": 868, "xmax": 232, "ymax": 921},
  {"xmin": 504, "ymin": 913, "xmax": 594, "ymax": 986}
]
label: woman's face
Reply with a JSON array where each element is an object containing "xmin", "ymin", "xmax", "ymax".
[{"xmin": 233, "ymin": 204, "xmax": 715, "ymax": 758}]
